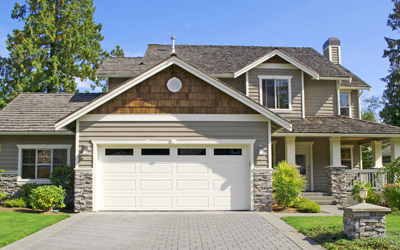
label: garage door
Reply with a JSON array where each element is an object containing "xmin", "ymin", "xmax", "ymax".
[{"xmin": 96, "ymin": 145, "xmax": 250, "ymax": 211}]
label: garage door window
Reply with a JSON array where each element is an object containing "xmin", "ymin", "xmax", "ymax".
[
  {"xmin": 141, "ymin": 148, "xmax": 170, "ymax": 155},
  {"xmin": 214, "ymin": 148, "xmax": 242, "ymax": 155},
  {"xmin": 178, "ymin": 148, "xmax": 206, "ymax": 155},
  {"xmin": 105, "ymin": 149, "xmax": 134, "ymax": 156}
]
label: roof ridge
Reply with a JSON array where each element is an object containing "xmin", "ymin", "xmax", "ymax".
[{"xmin": 147, "ymin": 44, "xmax": 314, "ymax": 49}]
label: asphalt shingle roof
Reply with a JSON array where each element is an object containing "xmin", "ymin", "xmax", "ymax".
[
  {"xmin": 97, "ymin": 44, "xmax": 370, "ymax": 88},
  {"xmin": 0, "ymin": 93, "xmax": 103, "ymax": 132},
  {"xmin": 278, "ymin": 116, "xmax": 400, "ymax": 134}
]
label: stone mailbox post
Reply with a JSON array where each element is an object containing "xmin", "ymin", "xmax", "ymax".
[{"xmin": 339, "ymin": 203, "xmax": 391, "ymax": 239}]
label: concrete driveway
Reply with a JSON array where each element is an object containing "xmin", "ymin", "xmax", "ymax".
[{"xmin": 4, "ymin": 212, "xmax": 304, "ymax": 250}]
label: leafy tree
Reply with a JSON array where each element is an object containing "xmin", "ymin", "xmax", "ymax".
[
  {"xmin": 0, "ymin": 0, "xmax": 124, "ymax": 109},
  {"xmin": 361, "ymin": 95, "xmax": 382, "ymax": 123},
  {"xmin": 381, "ymin": 0, "xmax": 400, "ymax": 126}
]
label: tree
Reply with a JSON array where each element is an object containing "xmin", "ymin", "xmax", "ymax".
[
  {"xmin": 361, "ymin": 95, "xmax": 382, "ymax": 123},
  {"xmin": 381, "ymin": 0, "xmax": 400, "ymax": 127},
  {"xmin": 0, "ymin": 0, "xmax": 124, "ymax": 109}
]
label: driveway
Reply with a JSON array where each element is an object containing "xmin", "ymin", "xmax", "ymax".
[{"xmin": 6, "ymin": 212, "xmax": 302, "ymax": 250}]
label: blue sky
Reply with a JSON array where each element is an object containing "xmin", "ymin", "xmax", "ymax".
[{"xmin": 0, "ymin": 0, "xmax": 396, "ymax": 108}]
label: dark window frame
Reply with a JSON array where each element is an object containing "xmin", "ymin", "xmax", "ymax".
[
  {"xmin": 214, "ymin": 148, "xmax": 243, "ymax": 156},
  {"xmin": 177, "ymin": 148, "xmax": 206, "ymax": 156},
  {"xmin": 141, "ymin": 148, "xmax": 170, "ymax": 156},
  {"xmin": 105, "ymin": 148, "xmax": 134, "ymax": 156}
]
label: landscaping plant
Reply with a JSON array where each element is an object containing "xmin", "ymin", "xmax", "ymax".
[
  {"xmin": 18, "ymin": 183, "xmax": 38, "ymax": 207},
  {"xmin": 0, "ymin": 190, "xmax": 7, "ymax": 202},
  {"xmin": 351, "ymin": 181, "xmax": 382, "ymax": 205},
  {"xmin": 379, "ymin": 156, "xmax": 400, "ymax": 183},
  {"xmin": 273, "ymin": 161, "xmax": 306, "ymax": 207},
  {"xmin": 383, "ymin": 183, "xmax": 400, "ymax": 210},
  {"xmin": 50, "ymin": 165, "xmax": 74, "ymax": 207},
  {"xmin": 30, "ymin": 185, "xmax": 66, "ymax": 212},
  {"xmin": 296, "ymin": 199, "xmax": 321, "ymax": 213},
  {"xmin": 4, "ymin": 198, "xmax": 26, "ymax": 208}
]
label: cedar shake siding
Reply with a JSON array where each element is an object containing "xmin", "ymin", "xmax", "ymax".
[
  {"xmin": 91, "ymin": 65, "xmax": 257, "ymax": 115},
  {"xmin": 304, "ymin": 77, "xmax": 337, "ymax": 116},
  {"xmin": 109, "ymin": 77, "xmax": 131, "ymax": 91},
  {"xmin": 0, "ymin": 135, "xmax": 75, "ymax": 172},
  {"xmin": 247, "ymin": 68, "xmax": 302, "ymax": 119},
  {"xmin": 78, "ymin": 121, "xmax": 269, "ymax": 169}
]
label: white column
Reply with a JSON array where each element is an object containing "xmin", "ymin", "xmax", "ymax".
[
  {"xmin": 267, "ymin": 121, "xmax": 272, "ymax": 169},
  {"xmin": 285, "ymin": 136, "xmax": 296, "ymax": 165},
  {"xmin": 371, "ymin": 140, "xmax": 383, "ymax": 168},
  {"xmin": 329, "ymin": 137, "xmax": 342, "ymax": 167},
  {"xmin": 390, "ymin": 138, "xmax": 400, "ymax": 162}
]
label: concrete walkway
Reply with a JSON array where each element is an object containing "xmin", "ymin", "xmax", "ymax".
[{"xmin": 271, "ymin": 205, "xmax": 343, "ymax": 218}]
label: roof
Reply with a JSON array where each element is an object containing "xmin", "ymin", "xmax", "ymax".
[
  {"xmin": 337, "ymin": 65, "xmax": 370, "ymax": 89},
  {"xmin": 97, "ymin": 44, "xmax": 370, "ymax": 88},
  {"xmin": 0, "ymin": 93, "xmax": 103, "ymax": 132},
  {"xmin": 277, "ymin": 116, "xmax": 400, "ymax": 135},
  {"xmin": 382, "ymin": 145, "xmax": 391, "ymax": 157}
]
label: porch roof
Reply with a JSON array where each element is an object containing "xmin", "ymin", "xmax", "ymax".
[{"xmin": 277, "ymin": 116, "xmax": 400, "ymax": 135}]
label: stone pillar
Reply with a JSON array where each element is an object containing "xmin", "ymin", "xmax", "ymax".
[
  {"xmin": 390, "ymin": 138, "xmax": 400, "ymax": 162},
  {"xmin": 285, "ymin": 136, "xmax": 296, "ymax": 165},
  {"xmin": 0, "ymin": 174, "xmax": 20, "ymax": 199},
  {"xmin": 326, "ymin": 166, "xmax": 347, "ymax": 205},
  {"xmin": 254, "ymin": 170, "xmax": 273, "ymax": 212},
  {"xmin": 371, "ymin": 140, "xmax": 383, "ymax": 168},
  {"xmin": 74, "ymin": 171, "xmax": 93, "ymax": 213},
  {"xmin": 340, "ymin": 203, "xmax": 391, "ymax": 239}
]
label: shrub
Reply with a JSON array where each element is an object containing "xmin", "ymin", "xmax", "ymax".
[
  {"xmin": 273, "ymin": 161, "xmax": 306, "ymax": 207},
  {"xmin": 50, "ymin": 165, "xmax": 74, "ymax": 207},
  {"xmin": 366, "ymin": 190, "xmax": 382, "ymax": 205},
  {"xmin": 4, "ymin": 198, "xmax": 26, "ymax": 208},
  {"xmin": 30, "ymin": 185, "xmax": 66, "ymax": 211},
  {"xmin": 379, "ymin": 156, "xmax": 400, "ymax": 183},
  {"xmin": 18, "ymin": 183, "xmax": 38, "ymax": 207},
  {"xmin": 292, "ymin": 197, "xmax": 309, "ymax": 208},
  {"xmin": 351, "ymin": 181, "xmax": 381, "ymax": 204},
  {"xmin": 0, "ymin": 190, "xmax": 8, "ymax": 202},
  {"xmin": 382, "ymin": 183, "xmax": 400, "ymax": 210},
  {"xmin": 296, "ymin": 199, "xmax": 321, "ymax": 213}
]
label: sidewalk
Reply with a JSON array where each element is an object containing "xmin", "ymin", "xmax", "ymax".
[{"xmin": 271, "ymin": 205, "xmax": 343, "ymax": 218}]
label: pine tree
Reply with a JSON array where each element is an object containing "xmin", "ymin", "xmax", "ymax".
[
  {"xmin": 381, "ymin": 0, "xmax": 400, "ymax": 126},
  {"xmin": 0, "ymin": 0, "xmax": 123, "ymax": 108}
]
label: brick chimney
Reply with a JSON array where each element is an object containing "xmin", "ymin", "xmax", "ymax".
[{"xmin": 323, "ymin": 37, "xmax": 341, "ymax": 64}]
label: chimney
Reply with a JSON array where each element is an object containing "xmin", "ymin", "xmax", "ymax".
[
  {"xmin": 170, "ymin": 36, "xmax": 176, "ymax": 55},
  {"xmin": 323, "ymin": 37, "xmax": 341, "ymax": 64}
]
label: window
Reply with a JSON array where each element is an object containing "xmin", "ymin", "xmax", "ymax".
[
  {"xmin": 18, "ymin": 145, "xmax": 71, "ymax": 180},
  {"xmin": 105, "ymin": 149, "xmax": 134, "ymax": 156},
  {"xmin": 341, "ymin": 145, "xmax": 353, "ymax": 169},
  {"xmin": 141, "ymin": 148, "xmax": 170, "ymax": 155},
  {"xmin": 340, "ymin": 91, "xmax": 350, "ymax": 117},
  {"xmin": 214, "ymin": 148, "xmax": 242, "ymax": 155},
  {"xmin": 178, "ymin": 148, "xmax": 206, "ymax": 155},
  {"xmin": 258, "ymin": 75, "xmax": 292, "ymax": 110}
]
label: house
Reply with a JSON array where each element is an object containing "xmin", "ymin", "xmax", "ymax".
[{"xmin": 1, "ymin": 37, "xmax": 400, "ymax": 212}]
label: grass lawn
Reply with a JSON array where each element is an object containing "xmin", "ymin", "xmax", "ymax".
[
  {"xmin": 282, "ymin": 214, "xmax": 400, "ymax": 250},
  {"xmin": 0, "ymin": 211, "xmax": 69, "ymax": 248}
]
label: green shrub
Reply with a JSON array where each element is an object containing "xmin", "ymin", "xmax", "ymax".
[
  {"xmin": 366, "ymin": 190, "xmax": 382, "ymax": 205},
  {"xmin": 0, "ymin": 190, "xmax": 8, "ymax": 202},
  {"xmin": 30, "ymin": 185, "xmax": 66, "ymax": 211},
  {"xmin": 4, "ymin": 198, "xmax": 26, "ymax": 208},
  {"xmin": 0, "ymin": 169, "xmax": 4, "ymax": 173},
  {"xmin": 379, "ymin": 156, "xmax": 400, "ymax": 183},
  {"xmin": 18, "ymin": 183, "xmax": 38, "ymax": 207},
  {"xmin": 292, "ymin": 197, "xmax": 309, "ymax": 208},
  {"xmin": 351, "ymin": 181, "xmax": 381, "ymax": 204},
  {"xmin": 50, "ymin": 165, "xmax": 74, "ymax": 207},
  {"xmin": 297, "ymin": 200, "xmax": 321, "ymax": 213},
  {"xmin": 383, "ymin": 183, "xmax": 400, "ymax": 210},
  {"xmin": 273, "ymin": 161, "xmax": 306, "ymax": 207}
]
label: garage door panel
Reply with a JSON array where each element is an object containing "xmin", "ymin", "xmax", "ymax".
[
  {"xmin": 176, "ymin": 163, "xmax": 208, "ymax": 173},
  {"xmin": 176, "ymin": 180, "xmax": 208, "ymax": 190},
  {"xmin": 140, "ymin": 180, "xmax": 172, "ymax": 190},
  {"xmin": 104, "ymin": 197, "xmax": 136, "ymax": 208},
  {"xmin": 212, "ymin": 180, "xmax": 248, "ymax": 191},
  {"xmin": 213, "ymin": 196, "xmax": 248, "ymax": 208},
  {"xmin": 213, "ymin": 163, "xmax": 247, "ymax": 174},
  {"xmin": 140, "ymin": 197, "xmax": 172, "ymax": 208},
  {"xmin": 140, "ymin": 163, "xmax": 172, "ymax": 174},
  {"xmin": 104, "ymin": 164, "xmax": 135, "ymax": 173},
  {"xmin": 176, "ymin": 197, "xmax": 209, "ymax": 208},
  {"xmin": 104, "ymin": 181, "xmax": 135, "ymax": 191}
]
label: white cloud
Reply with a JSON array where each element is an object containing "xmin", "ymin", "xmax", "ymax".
[
  {"xmin": 124, "ymin": 51, "xmax": 144, "ymax": 57},
  {"xmin": 74, "ymin": 77, "xmax": 103, "ymax": 92}
]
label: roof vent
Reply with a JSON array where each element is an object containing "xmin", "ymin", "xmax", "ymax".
[
  {"xmin": 323, "ymin": 37, "xmax": 341, "ymax": 65},
  {"xmin": 170, "ymin": 36, "xmax": 176, "ymax": 55}
]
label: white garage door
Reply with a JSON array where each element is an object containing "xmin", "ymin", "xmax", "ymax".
[{"xmin": 96, "ymin": 145, "xmax": 250, "ymax": 211}]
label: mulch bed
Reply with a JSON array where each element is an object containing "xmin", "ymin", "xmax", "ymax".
[
  {"xmin": 272, "ymin": 204, "xmax": 300, "ymax": 213},
  {"xmin": 0, "ymin": 206, "xmax": 75, "ymax": 215}
]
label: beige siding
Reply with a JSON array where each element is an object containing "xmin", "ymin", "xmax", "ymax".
[
  {"xmin": 79, "ymin": 121, "xmax": 269, "ymax": 169},
  {"xmin": 342, "ymin": 142, "xmax": 361, "ymax": 169},
  {"xmin": 248, "ymin": 68, "xmax": 302, "ymax": 119},
  {"xmin": 108, "ymin": 77, "xmax": 131, "ymax": 91},
  {"xmin": 304, "ymin": 77, "xmax": 337, "ymax": 116},
  {"xmin": 0, "ymin": 135, "xmax": 75, "ymax": 172},
  {"xmin": 218, "ymin": 75, "xmax": 246, "ymax": 94},
  {"xmin": 351, "ymin": 90, "xmax": 360, "ymax": 119}
]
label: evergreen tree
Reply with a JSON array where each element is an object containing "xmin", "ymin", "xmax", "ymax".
[
  {"xmin": 381, "ymin": 0, "xmax": 400, "ymax": 126},
  {"xmin": 0, "ymin": 0, "xmax": 124, "ymax": 108}
]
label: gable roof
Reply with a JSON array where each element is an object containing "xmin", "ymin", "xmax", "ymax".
[
  {"xmin": 0, "ymin": 93, "xmax": 102, "ymax": 132},
  {"xmin": 56, "ymin": 56, "xmax": 292, "ymax": 130},
  {"xmin": 97, "ymin": 44, "xmax": 370, "ymax": 88}
]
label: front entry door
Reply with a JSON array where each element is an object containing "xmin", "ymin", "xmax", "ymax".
[{"xmin": 295, "ymin": 145, "xmax": 312, "ymax": 191}]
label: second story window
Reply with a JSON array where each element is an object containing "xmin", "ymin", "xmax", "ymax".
[
  {"xmin": 259, "ymin": 75, "xmax": 292, "ymax": 110},
  {"xmin": 340, "ymin": 92, "xmax": 350, "ymax": 117}
]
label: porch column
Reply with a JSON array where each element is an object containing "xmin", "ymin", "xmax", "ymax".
[
  {"xmin": 285, "ymin": 136, "xmax": 296, "ymax": 165},
  {"xmin": 326, "ymin": 137, "xmax": 347, "ymax": 205},
  {"xmin": 329, "ymin": 137, "xmax": 342, "ymax": 166},
  {"xmin": 371, "ymin": 140, "xmax": 383, "ymax": 168},
  {"xmin": 390, "ymin": 138, "xmax": 400, "ymax": 162}
]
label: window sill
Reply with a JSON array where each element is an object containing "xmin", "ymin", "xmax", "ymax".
[
  {"xmin": 269, "ymin": 109, "xmax": 293, "ymax": 113},
  {"xmin": 17, "ymin": 178, "xmax": 51, "ymax": 185}
]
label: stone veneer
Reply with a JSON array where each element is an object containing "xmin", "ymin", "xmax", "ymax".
[
  {"xmin": 326, "ymin": 166, "xmax": 347, "ymax": 205},
  {"xmin": 74, "ymin": 171, "xmax": 93, "ymax": 213},
  {"xmin": 253, "ymin": 170, "xmax": 273, "ymax": 211},
  {"xmin": 0, "ymin": 174, "xmax": 20, "ymax": 199}
]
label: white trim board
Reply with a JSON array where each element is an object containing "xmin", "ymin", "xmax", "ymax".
[
  {"xmin": 90, "ymin": 139, "xmax": 257, "ymax": 145},
  {"xmin": 55, "ymin": 56, "xmax": 292, "ymax": 131},
  {"xmin": 234, "ymin": 49, "xmax": 319, "ymax": 79},
  {"xmin": 80, "ymin": 114, "xmax": 270, "ymax": 122},
  {"xmin": 0, "ymin": 132, "xmax": 74, "ymax": 135},
  {"xmin": 255, "ymin": 63, "xmax": 297, "ymax": 70},
  {"xmin": 274, "ymin": 133, "xmax": 400, "ymax": 138}
]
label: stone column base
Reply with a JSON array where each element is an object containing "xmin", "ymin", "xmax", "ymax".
[
  {"xmin": 0, "ymin": 174, "xmax": 20, "ymax": 199},
  {"xmin": 74, "ymin": 171, "xmax": 93, "ymax": 213},
  {"xmin": 254, "ymin": 170, "xmax": 273, "ymax": 212},
  {"xmin": 326, "ymin": 166, "xmax": 347, "ymax": 205}
]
